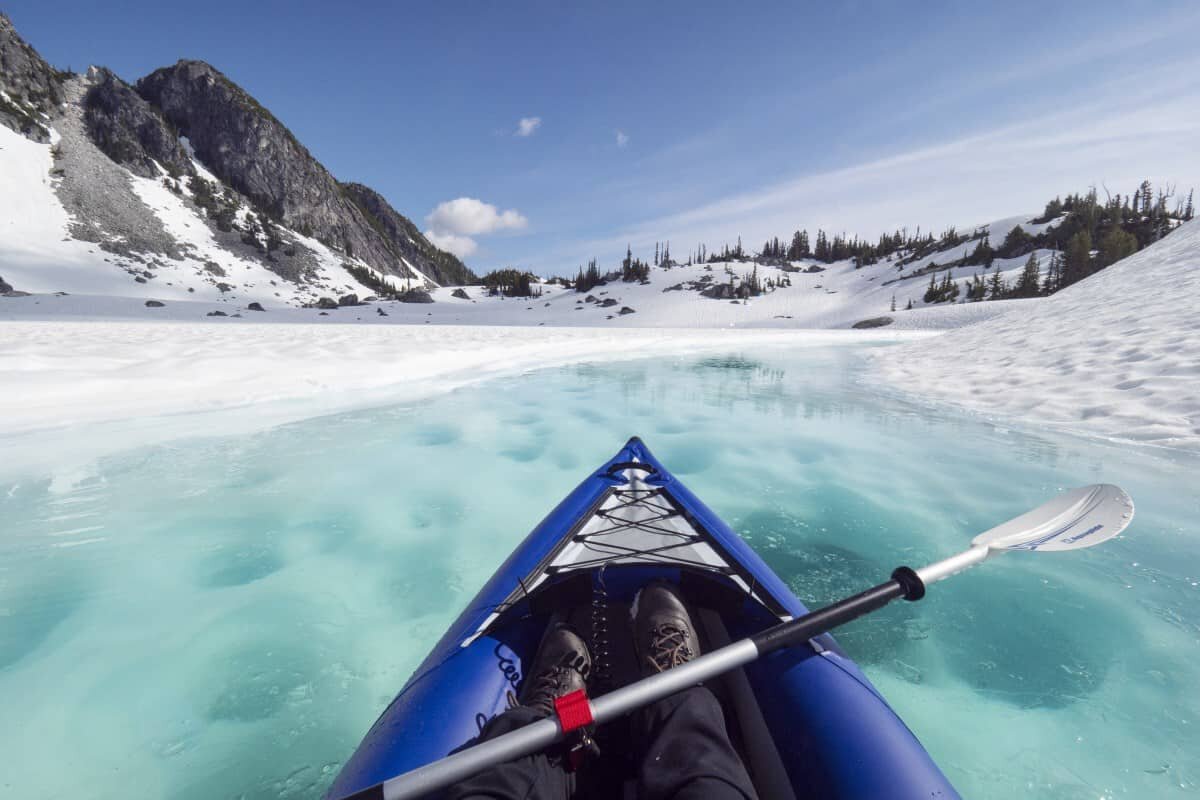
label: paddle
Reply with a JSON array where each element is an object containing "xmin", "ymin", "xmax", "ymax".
[{"xmin": 339, "ymin": 483, "xmax": 1134, "ymax": 800}]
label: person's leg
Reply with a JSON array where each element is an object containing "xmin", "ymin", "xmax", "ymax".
[
  {"xmin": 445, "ymin": 706, "xmax": 573, "ymax": 800},
  {"xmin": 444, "ymin": 622, "xmax": 591, "ymax": 800},
  {"xmin": 631, "ymin": 582, "xmax": 759, "ymax": 800},
  {"xmin": 633, "ymin": 685, "xmax": 757, "ymax": 800}
]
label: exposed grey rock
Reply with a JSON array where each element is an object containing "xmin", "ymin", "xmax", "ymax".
[
  {"xmin": 247, "ymin": 301, "xmax": 265, "ymax": 311},
  {"xmin": 51, "ymin": 76, "xmax": 186, "ymax": 262},
  {"xmin": 340, "ymin": 183, "xmax": 477, "ymax": 285},
  {"xmin": 337, "ymin": 293, "xmax": 359, "ymax": 307},
  {"xmin": 0, "ymin": 13, "xmax": 62, "ymax": 142},
  {"xmin": 203, "ymin": 261, "xmax": 226, "ymax": 277},
  {"xmin": 451, "ymin": 288, "xmax": 470, "ymax": 300},
  {"xmin": 315, "ymin": 297, "xmax": 338, "ymax": 309},
  {"xmin": 0, "ymin": 275, "xmax": 11, "ymax": 293},
  {"xmin": 206, "ymin": 310, "xmax": 227, "ymax": 316},
  {"xmin": 144, "ymin": 299, "xmax": 164, "ymax": 307},
  {"xmin": 399, "ymin": 288, "xmax": 434, "ymax": 304},
  {"xmin": 805, "ymin": 265, "xmax": 825, "ymax": 273},
  {"xmin": 3, "ymin": 290, "xmax": 31, "ymax": 297},
  {"xmin": 137, "ymin": 61, "xmax": 470, "ymax": 286},
  {"xmin": 83, "ymin": 68, "xmax": 194, "ymax": 179},
  {"xmin": 600, "ymin": 298, "xmax": 618, "ymax": 307},
  {"xmin": 618, "ymin": 306, "xmax": 636, "ymax": 315},
  {"xmin": 585, "ymin": 295, "xmax": 598, "ymax": 303},
  {"xmin": 701, "ymin": 283, "xmax": 736, "ymax": 300},
  {"xmin": 376, "ymin": 307, "xmax": 388, "ymax": 316},
  {"xmin": 851, "ymin": 316, "xmax": 894, "ymax": 329}
]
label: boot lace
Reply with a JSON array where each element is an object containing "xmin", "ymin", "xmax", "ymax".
[{"xmin": 646, "ymin": 623, "xmax": 694, "ymax": 673}]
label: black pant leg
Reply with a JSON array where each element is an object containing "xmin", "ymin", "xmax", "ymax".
[
  {"xmin": 633, "ymin": 685, "xmax": 759, "ymax": 800},
  {"xmin": 445, "ymin": 707, "xmax": 574, "ymax": 800}
]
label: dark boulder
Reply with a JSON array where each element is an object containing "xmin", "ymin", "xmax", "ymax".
[
  {"xmin": 600, "ymin": 298, "xmax": 618, "ymax": 307},
  {"xmin": 206, "ymin": 310, "xmax": 227, "ymax": 316},
  {"xmin": 0, "ymin": 275, "xmax": 11, "ymax": 293},
  {"xmin": 451, "ymin": 288, "xmax": 471, "ymax": 300},
  {"xmin": 315, "ymin": 297, "xmax": 338, "ymax": 310},
  {"xmin": 399, "ymin": 288, "xmax": 434, "ymax": 304},
  {"xmin": 247, "ymin": 301, "xmax": 265, "ymax": 311},
  {"xmin": 145, "ymin": 300, "xmax": 165, "ymax": 307},
  {"xmin": 337, "ymin": 293, "xmax": 359, "ymax": 307},
  {"xmin": 618, "ymin": 306, "xmax": 636, "ymax": 315},
  {"xmin": 701, "ymin": 283, "xmax": 736, "ymax": 300},
  {"xmin": 851, "ymin": 316, "xmax": 894, "ymax": 329}
]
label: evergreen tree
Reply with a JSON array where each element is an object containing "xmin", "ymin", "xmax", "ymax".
[
  {"xmin": 1061, "ymin": 230, "xmax": 1093, "ymax": 287},
  {"xmin": 997, "ymin": 225, "xmax": 1033, "ymax": 258},
  {"xmin": 987, "ymin": 267, "xmax": 1005, "ymax": 300},
  {"xmin": 1012, "ymin": 253, "xmax": 1041, "ymax": 298},
  {"xmin": 1138, "ymin": 179, "xmax": 1154, "ymax": 215},
  {"xmin": 906, "ymin": 298, "xmax": 913, "ymax": 310},
  {"xmin": 923, "ymin": 273, "xmax": 939, "ymax": 304},
  {"xmin": 890, "ymin": 294, "xmax": 896, "ymax": 312},
  {"xmin": 1185, "ymin": 189, "xmax": 1194, "ymax": 221},
  {"xmin": 1097, "ymin": 227, "xmax": 1138, "ymax": 267}
]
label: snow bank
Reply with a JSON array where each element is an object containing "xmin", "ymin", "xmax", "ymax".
[
  {"xmin": 0, "ymin": 322, "xmax": 931, "ymax": 453},
  {"xmin": 880, "ymin": 220, "xmax": 1200, "ymax": 450}
]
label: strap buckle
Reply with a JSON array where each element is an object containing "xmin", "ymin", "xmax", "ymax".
[{"xmin": 553, "ymin": 689, "xmax": 599, "ymax": 770}]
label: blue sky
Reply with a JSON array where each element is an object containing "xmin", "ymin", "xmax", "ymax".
[{"xmin": 7, "ymin": 0, "xmax": 1200, "ymax": 274}]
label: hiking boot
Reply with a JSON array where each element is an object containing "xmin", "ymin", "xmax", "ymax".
[
  {"xmin": 632, "ymin": 580, "xmax": 701, "ymax": 675},
  {"xmin": 518, "ymin": 622, "xmax": 592, "ymax": 717}
]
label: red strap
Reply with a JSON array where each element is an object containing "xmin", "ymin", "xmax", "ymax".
[{"xmin": 553, "ymin": 689, "xmax": 593, "ymax": 733}]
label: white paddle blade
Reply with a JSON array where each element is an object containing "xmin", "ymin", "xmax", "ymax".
[{"xmin": 972, "ymin": 484, "xmax": 1133, "ymax": 552}]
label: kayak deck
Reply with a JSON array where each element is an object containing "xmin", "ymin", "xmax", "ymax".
[{"xmin": 324, "ymin": 438, "xmax": 958, "ymax": 799}]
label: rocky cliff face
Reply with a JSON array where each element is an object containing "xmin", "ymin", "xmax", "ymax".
[
  {"xmin": 83, "ymin": 67, "xmax": 195, "ymax": 179},
  {"xmin": 137, "ymin": 60, "xmax": 475, "ymax": 285},
  {"xmin": 340, "ymin": 182, "xmax": 475, "ymax": 286},
  {"xmin": 0, "ymin": 13, "xmax": 64, "ymax": 142}
]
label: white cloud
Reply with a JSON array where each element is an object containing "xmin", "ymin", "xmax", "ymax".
[
  {"xmin": 424, "ymin": 197, "xmax": 528, "ymax": 259},
  {"xmin": 427, "ymin": 197, "xmax": 528, "ymax": 236},
  {"xmin": 516, "ymin": 117, "xmax": 542, "ymax": 137},
  {"xmin": 424, "ymin": 230, "xmax": 478, "ymax": 258},
  {"xmin": 615, "ymin": 130, "xmax": 630, "ymax": 148}
]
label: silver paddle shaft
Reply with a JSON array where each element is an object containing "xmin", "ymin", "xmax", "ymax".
[{"xmin": 378, "ymin": 640, "xmax": 759, "ymax": 800}]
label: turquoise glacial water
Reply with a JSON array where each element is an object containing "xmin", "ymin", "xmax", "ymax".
[{"xmin": 1, "ymin": 346, "xmax": 1197, "ymax": 799}]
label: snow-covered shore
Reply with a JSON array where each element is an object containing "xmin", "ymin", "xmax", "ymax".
[
  {"xmin": 879, "ymin": 220, "xmax": 1200, "ymax": 450},
  {"xmin": 0, "ymin": 322, "xmax": 927, "ymax": 445}
]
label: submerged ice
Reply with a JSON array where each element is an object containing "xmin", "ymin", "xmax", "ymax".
[{"xmin": 1, "ymin": 347, "xmax": 1197, "ymax": 799}]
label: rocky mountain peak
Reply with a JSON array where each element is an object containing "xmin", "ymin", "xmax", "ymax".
[
  {"xmin": 83, "ymin": 66, "xmax": 195, "ymax": 179},
  {"xmin": 136, "ymin": 60, "xmax": 476, "ymax": 285},
  {"xmin": 0, "ymin": 12, "xmax": 65, "ymax": 142}
]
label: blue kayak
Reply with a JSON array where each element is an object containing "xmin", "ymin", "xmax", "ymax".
[{"xmin": 326, "ymin": 437, "xmax": 958, "ymax": 799}]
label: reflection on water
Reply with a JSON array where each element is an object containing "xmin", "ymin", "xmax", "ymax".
[{"xmin": 1, "ymin": 346, "xmax": 1197, "ymax": 799}]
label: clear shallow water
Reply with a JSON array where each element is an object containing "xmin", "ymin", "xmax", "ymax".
[{"xmin": 1, "ymin": 347, "xmax": 1198, "ymax": 799}]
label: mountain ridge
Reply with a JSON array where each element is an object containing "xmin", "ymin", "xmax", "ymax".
[{"xmin": 0, "ymin": 12, "xmax": 477, "ymax": 298}]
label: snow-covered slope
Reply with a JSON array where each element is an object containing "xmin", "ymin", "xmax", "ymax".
[
  {"xmin": 880, "ymin": 220, "xmax": 1200, "ymax": 449},
  {"xmin": 0, "ymin": 120, "xmax": 407, "ymax": 305}
]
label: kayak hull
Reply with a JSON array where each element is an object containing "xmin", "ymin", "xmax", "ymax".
[{"xmin": 326, "ymin": 438, "xmax": 958, "ymax": 799}]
